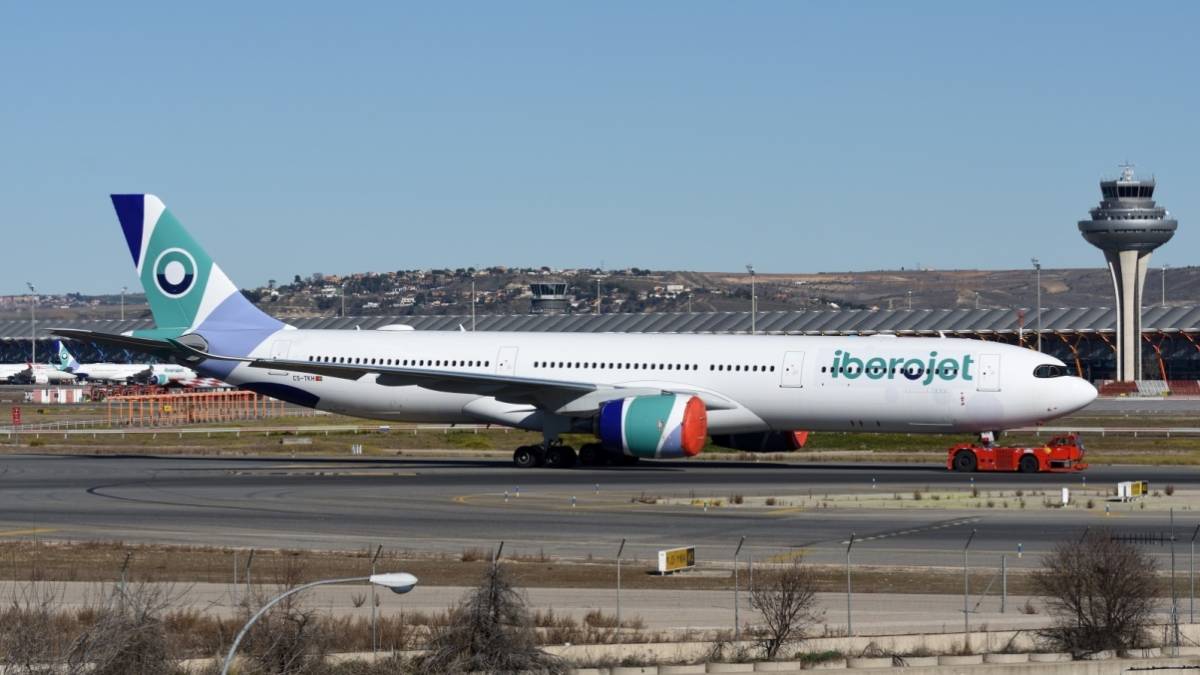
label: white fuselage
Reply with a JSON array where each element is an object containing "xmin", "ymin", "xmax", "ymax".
[
  {"xmin": 71, "ymin": 363, "xmax": 151, "ymax": 383},
  {"xmin": 209, "ymin": 330, "xmax": 1096, "ymax": 434},
  {"xmin": 0, "ymin": 364, "xmax": 30, "ymax": 383},
  {"xmin": 27, "ymin": 365, "xmax": 77, "ymax": 384},
  {"xmin": 149, "ymin": 363, "xmax": 198, "ymax": 384}
]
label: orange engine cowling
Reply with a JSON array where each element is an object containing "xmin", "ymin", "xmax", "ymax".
[{"xmin": 596, "ymin": 394, "xmax": 707, "ymax": 458}]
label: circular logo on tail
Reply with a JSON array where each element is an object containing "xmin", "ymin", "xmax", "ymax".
[{"xmin": 153, "ymin": 248, "xmax": 198, "ymax": 298}]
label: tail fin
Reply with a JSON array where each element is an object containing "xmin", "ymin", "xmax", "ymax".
[
  {"xmin": 110, "ymin": 195, "xmax": 284, "ymax": 336},
  {"xmin": 53, "ymin": 340, "xmax": 80, "ymax": 372}
]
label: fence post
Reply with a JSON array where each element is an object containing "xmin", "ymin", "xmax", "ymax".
[
  {"xmin": 371, "ymin": 544, "xmax": 383, "ymax": 655},
  {"xmin": 733, "ymin": 536, "xmax": 745, "ymax": 645},
  {"xmin": 232, "ymin": 551, "xmax": 239, "ymax": 607},
  {"xmin": 845, "ymin": 533, "xmax": 855, "ymax": 636},
  {"xmin": 1001, "ymin": 554, "xmax": 1007, "ymax": 613},
  {"xmin": 963, "ymin": 529, "xmax": 977, "ymax": 638},
  {"xmin": 616, "ymin": 538, "xmax": 626, "ymax": 628}
]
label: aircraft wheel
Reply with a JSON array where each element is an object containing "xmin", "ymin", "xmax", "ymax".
[
  {"xmin": 546, "ymin": 446, "xmax": 577, "ymax": 469},
  {"xmin": 578, "ymin": 444, "xmax": 602, "ymax": 466},
  {"xmin": 952, "ymin": 450, "xmax": 977, "ymax": 473},
  {"xmin": 1018, "ymin": 455, "xmax": 1040, "ymax": 473},
  {"xmin": 513, "ymin": 446, "xmax": 541, "ymax": 469}
]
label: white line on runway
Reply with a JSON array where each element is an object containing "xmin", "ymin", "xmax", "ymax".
[{"xmin": 840, "ymin": 517, "xmax": 981, "ymax": 544}]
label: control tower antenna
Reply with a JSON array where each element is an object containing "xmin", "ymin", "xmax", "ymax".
[{"xmin": 1078, "ymin": 165, "xmax": 1178, "ymax": 381}]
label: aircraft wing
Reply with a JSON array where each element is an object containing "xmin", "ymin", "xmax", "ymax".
[{"xmin": 167, "ymin": 339, "xmax": 738, "ymax": 415}]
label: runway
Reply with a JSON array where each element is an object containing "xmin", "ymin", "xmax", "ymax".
[{"xmin": 1, "ymin": 453, "xmax": 1194, "ymax": 569}]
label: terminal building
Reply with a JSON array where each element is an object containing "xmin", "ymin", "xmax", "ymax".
[{"xmin": 3, "ymin": 305, "xmax": 1198, "ymax": 391}]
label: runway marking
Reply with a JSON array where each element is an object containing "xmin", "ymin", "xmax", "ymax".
[
  {"xmin": 838, "ymin": 517, "xmax": 982, "ymax": 545},
  {"xmin": 0, "ymin": 528, "xmax": 58, "ymax": 537}
]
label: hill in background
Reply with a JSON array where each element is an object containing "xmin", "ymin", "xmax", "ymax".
[{"xmin": 3, "ymin": 265, "xmax": 1196, "ymax": 322}]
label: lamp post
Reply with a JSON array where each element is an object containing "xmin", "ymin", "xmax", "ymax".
[
  {"xmin": 341, "ymin": 283, "xmax": 347, "ymax": 318},
  {"xmin": 220, "ymin": 573, "xmax": 417, "ymax": 675},
  {"xmin": 26, "ymin": 283, "xmax": 37, "ymax": 364},
  {"xmin": 1163, "ymin": 264, "xmax": 1169, "ymax": 307},
  {"xmin": 746, "ymin": 265, "xmax": 756, "ymax": 335},
  {"xmin": 120, "ymin": 286, "xmax": 127, "ymax": 321},
  {"xmin": 1031, "ymin": 258, "xmax": 1042, "ymax": 352},
  {"xmin": 471, "ymin": 280, "xmax": 476, "ymax": 331},
  {"xmin": 906, "ymin": 290, "xmax": 912, "ymax": 311}
]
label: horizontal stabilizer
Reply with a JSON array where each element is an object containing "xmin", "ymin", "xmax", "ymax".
[{"xmin": 50, "ymin": 329, "xmax": 178, "ymax": 359}]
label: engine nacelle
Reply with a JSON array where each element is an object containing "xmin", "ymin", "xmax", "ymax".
[
  {"xmin": 153, "ymin": 373, "xmax": 170, "ymax": 386},
  {"xmin": 596, "ymin": 394, "xmax": 707, "ymax": 459},
  {"xmin": 710, "ymin": 430, "xmax": 809, "ymax": 453},
  {"xmin": 32, "ymin": 374, "xmax": 49, "ymax": 385}
]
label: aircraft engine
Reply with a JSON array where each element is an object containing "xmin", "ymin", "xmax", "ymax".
[
  {"xmin": 595, "ymin": 393, "xmax": 707, "ymax": 459},
  {"xmin": 32, "ymin": 373, "xmax": 49, "ymax": 384}
]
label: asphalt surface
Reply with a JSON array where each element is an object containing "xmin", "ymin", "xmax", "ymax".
[{"xmin": 1, "ymin": 453, "xmax": 1195, "ymax": 569}]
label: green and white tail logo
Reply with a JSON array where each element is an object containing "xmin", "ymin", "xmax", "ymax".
[{"xmin": 111, "ymin": 194, "xmax": 281, "ymax": 337}]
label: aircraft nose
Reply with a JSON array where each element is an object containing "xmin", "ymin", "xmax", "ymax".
[{"xmin": 1066, "ymin": 377, "xmax": 1098, "ymax": 412}]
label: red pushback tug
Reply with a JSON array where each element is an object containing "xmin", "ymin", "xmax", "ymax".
[{"xmin": 947, "ymin": 433, "xmax": 1087, "ymax": 473}]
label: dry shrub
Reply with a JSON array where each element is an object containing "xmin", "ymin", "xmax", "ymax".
[
  {"xmin": 66, "ymin": 582, "xmax": 184, "ymax": 675},
  {"xmin": 417, "ymin": 564, "xmax": 565, "ymax": 674},
  {"xmin": 236, "ymin": 559, "xmax": 333, "ymax": 675},
  {"xmin": 1032, "ymin": 529, "xmax": 1157, "ymax": 655},
  {"xmin": 749, "ymin": 559, "xmax": 823, "ymax": 660},
  {"xmin": 0, "ymin": 582, "xmax": 75, "ymax": 673}
]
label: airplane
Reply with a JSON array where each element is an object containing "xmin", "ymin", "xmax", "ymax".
[
  {"xmin": 146, "ymin": 363, "xmax": 204, "ymax": 386},
  {"xmin": 55, "ymin": 194, "xmax": 1098, "ymax": 468},
  {"xmin": 0, "ymin": 364, "xmax": 31, "ymax": 383},
  {"xmin": 53, "ymin": 340, "xmax": 151, "ymax": 383},
  {"xmin": 18, "ymin": 364, "xmax": 76, "ymax": 385}
]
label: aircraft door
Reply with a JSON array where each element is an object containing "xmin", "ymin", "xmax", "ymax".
[
  {"xmin": 780, "ymin": 351, "xmax": 805, "ymax": 388},
  {"xmin": 495, "ymin": 346, "xmax": 518, "ymax": 376},
  {"xmin": 270, "ymin": 340, "xmax": 291, "ymax": 360},
  {"xmin": 977, "ymin": 354, "xmax": 1001, "ymax": 392},
  {"xmin": 267, "ymin": 340, "xmax": 292, "ymax": 376}
]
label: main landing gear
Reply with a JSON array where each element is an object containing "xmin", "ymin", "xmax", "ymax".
[
  {"xmin": 511, "ymin": 442, "xmax": 641, "ymax": 469},
  {"xmin": 512, "ymin": 443, "xmax": 577, "ymax": 469}
]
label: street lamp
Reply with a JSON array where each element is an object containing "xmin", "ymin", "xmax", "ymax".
[
  {"xmin": 1163, "ymin": 264, "xmax": 1170, "ymax": 307},
  {"xmin": 26, "ymin": 283, "xmax": 37, "ymax": 364},
  {"xmin": 120, "ymin": 286, "xmax": 127, "ymax": 321},
  {"xmin": 1031, "ymin": 258, "xmax": 1042, "ymax": 352},
  {"xmin": 906, "ymin": 290, "xmax": 912, "ymax": 311},
  {"xmin": 746, "ymin": 265, "xmax": 756, "ymax": 335},
  {"xmin": 220, "ymin": 572, "xmax": 417, "ymax": 675}
]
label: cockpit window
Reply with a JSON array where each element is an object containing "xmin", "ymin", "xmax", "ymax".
[{"xmin": 1033, "ymin": 364, "xmax": 1069, "ymax": 378}]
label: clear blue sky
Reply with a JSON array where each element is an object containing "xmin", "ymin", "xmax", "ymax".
[{"xmin": 2, "ymin": 2, "xmax": 1197, "ymax": 295}]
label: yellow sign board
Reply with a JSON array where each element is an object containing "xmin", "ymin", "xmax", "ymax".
[{"xmin": 657, "ymin": 546, "xmax": 696, "ymax": 574}]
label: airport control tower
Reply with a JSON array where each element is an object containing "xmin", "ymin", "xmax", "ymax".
[{"xmin": 1078, "ymin": 164, "xmax": 1178, "ymax": 381}]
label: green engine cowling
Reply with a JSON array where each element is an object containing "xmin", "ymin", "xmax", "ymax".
[{"xmin": 596, "ymin": 394, "xmax": 708, "ymax": 459}]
